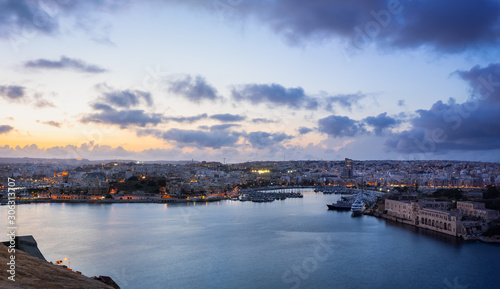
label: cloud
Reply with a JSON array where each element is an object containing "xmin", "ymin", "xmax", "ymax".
[
  {"xmin": 0, "ymin": 85, "xmax": 26, "ymax": 101},
  {"xmin": 33, "ymin": 93, "xmax": 55, "ymax": 108},
  {"xmin": 210, "ymin": 113, "xmax": 246, "ymax": 122},
  {"xmin": 0, "ymin": 0, "xmax": 59, "ymax": 38},
  {"xmin": 389, "ymin": 0, "xmax": 500, "ymax": 53},
  {"xmin": 0, "ymin": 125, "xmax": 13, "ymax": 134},
  {"xmin": 168, "ymin": 75, "xmax": 219, "ymax": 103},
  {"xmin": 0, "ymin": 142, "xmax": 138, "ymax": 160},
  {"xmin": 3, "ymin": 1, "xmax": 499, "ymax": 55},
  {"xmin": 24, "ymin": 56, "xmax": 106, "ymax": 73},
  {"xmin": 81, "ymin": 107, "xmax": 162, "ymax": 128},
  {"xmin": 39, "ymin": 120, "xmax": 62, "ymax": 128},
  {"xmin": 99, "ymin": 89, "xmax": 153, "ymax": 108},
  {"xmin": 161, "ymin": 129, "xmax": 241, "ymax": 149},
  {"xmin": 386, "ymin": 63, "xmax": 500, "ymax": 154},
  {"xmin": 318, "ymin": 115, "xmax": 365, "ymax": 138},
  {"xmin": 246, "ymin": 131, "xmax": 293, "ymax": 149},
  {"xmin": 325, "ymin": 92, "xmax": 366, "ymax": 111},
  {"xmin": 232, "ymin": 83, "xmax": 318, "ymax": 110},
  {"xmin": 0, "ymin": 85, "xmax": 55, "ymax": 108},
  {"xmin": 363, "ymin": 112, "xmax": 400, "ymax": 135},
  {"xmin": 0, "ymin": 1, "xmax": 132, "ymax": 40},
  {"xmin": 83, "ymin": 84, "xmax": 158, "ymax": 128},
  {"xmin": 209, "ymin": 124, "xmax": 241, "ymax": 131},
  {"xmin": 165, "ymin": 114, "xmax": 208, "ymax": 123},
  {"xmin": 91, "ymin": 103, "xmax": 113, "ymax": 111},
  {"xmin": 251, "ymin": 118, "xmax": 276, "ymax": 124},
  {"xmin": 220, "ymin": 0, "xmax": 500, "ymax": 53},
  {"xmin": 298, "ymin": 127, "xmax": 313, "ymax": 135}
]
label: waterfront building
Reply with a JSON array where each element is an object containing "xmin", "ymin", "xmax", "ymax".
[
  {"xmin": 385, "ymin": 200, "xmax": 415, "ymax": 221},
  {"xmin": 417, "ymin": 208, "xmax": 459, "ymax": 236},
  {"xmin": 385, "ymin": 199, "xmax": 459, "ymax": 237},
  {"xmin": 457, "ymin": 201, "xmax": 500, "ymax": 221}
]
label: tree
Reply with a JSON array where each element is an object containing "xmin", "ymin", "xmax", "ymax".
[{"xmin": 484, "ymin": 186, "xmax": 500, "ymax": 199}]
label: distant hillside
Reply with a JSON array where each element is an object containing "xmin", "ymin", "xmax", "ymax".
[{"xmin": 0, "ymin": 157, "xmax": 198, "ymax": 165}]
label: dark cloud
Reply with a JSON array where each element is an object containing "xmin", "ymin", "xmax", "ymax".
[
  {"xmin": 0, "ymin": 125, "xmax": 13, "ymax": 134},
  {"xmin": 325, "ymin": 92, "xmax": 366, "ymax": 111},
  {"xmin": 0, "ymin": 1, "xmax": 131, "ymax": 40},
  {"xmin": 232, "ymin": 83, "xmax": 318, "ymax": 110},
  {"xmin": 0, "ymin": 85, "xmax": 25, "ymax": 101},
  {"xmin": 246, "ymin": 131, "xmax": 293, "ymax": 149},
  {"xmin": 389, "ymin": 0, "xmax": 500, "ymax": 52},
  {"xmin": 166, "ymin": 114, "xmax": 208, "ymax": 123},
  {"xmin": 161, "ymin": 129, "xmax": 241, "ymax": 149},
  {"xmin": 0, "ymin": 85, "xmax": 55, "ymax": 108},
  {"xmin": 363, "ymin": 112, "xmax": 400, "ymax": 135},
  {"xmin": 318, "ymin": 115, "xmax": 364, "ymax": 138},
  {"xmin": 210, "ymin": 113, "xmax": 246, "ymax": 122},
  {"xmin": 25, "ymin": 56, "xmax": 106, "ymax": 73},
  {"xmin": 386, "ymin": 63, "xmax": 500, "ymax": 154},
  {"xmin": 209, "ymin": 124, "xmax": 241, "ymax": 131},
  {"xmin": 86, "ymin": 86, "xmax": 155, "ymax": 127},
  {"xmin": 85, "ymin": 88, "xmax": 210, "ymax": 129},
  {"xmin": 453, "ymin": 63, "xmax": 500, "ymax": 105},
  {"xmin": 251, "ymin": 118, "xmax": 276, "ymax": 124},
  {"xmin": 227, "ymin": 0, "xmax": 500, "ymax": 53},
  {"xmin": 100, "ymin": 89, "xmax": 153, "ymax": 108},
  {"xmin": 298, "ymin": 127, "xmax": 313, "ymax": 135},
  {"xmin": 81, "ymin": 107, "xmax": 162, "ymax": 129},
  {"xmin": 0, "ymin": 0, "xmax": 59, "ymax": 38},
  {"xmin": 3, "ymin": 1, "xmax": 499, "ymax": 54},
  {"xmin": 168, "ymin": 75, "xmax": 219, "ymax": 103},
  {"xmin": 398, "ymin": 100, "xmax": 405, "ymax": 107},
  {"xmin": 91, "ymin": 103, "xmax": 113, "ymax": 111},
  {"xmin": 236, "ymin": 0, "xmax": 388, "ymax": 45}
]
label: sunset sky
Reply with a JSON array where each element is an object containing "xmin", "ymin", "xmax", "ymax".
[{"xmin": 1, "ymin": 0, "xmax": 500, "ymax": 162}]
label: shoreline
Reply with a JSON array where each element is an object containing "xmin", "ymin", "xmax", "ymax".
[
  {"xmin": 372, "ymin": 212, "xmax": 500, "ymax": 244},
  {"xmin": 6, "ymin": 194, "xmax": 500, "ymax": 245},
  {"xmin": 3, "ymin": 197, "xmax": 231, "ymax": 205}
]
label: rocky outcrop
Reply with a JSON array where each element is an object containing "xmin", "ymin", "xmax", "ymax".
[{"xmin": 0, "ymin": 242, "xmax": 114, "ymax": 288}]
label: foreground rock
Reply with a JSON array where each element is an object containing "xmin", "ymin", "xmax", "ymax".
[{"xmin": 0, "ymin": 243, "xmax": 114, "ymax": 289}]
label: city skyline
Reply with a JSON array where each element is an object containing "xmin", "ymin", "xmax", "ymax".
[{"xmin": 1, "ymin": 0, "xmax": 500, "ymax": 162}]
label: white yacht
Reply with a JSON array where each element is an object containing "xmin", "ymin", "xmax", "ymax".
[{"xmin": 350, "ymin": 199, "xmax": 365, "ymax": 216}]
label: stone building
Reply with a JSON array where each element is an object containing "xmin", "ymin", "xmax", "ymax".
[
  {"xmin": 385, "ymin": 199, "xmax": 458, "ymax": 236},
  {"xmin": 457, "ymin": 201, "xmax": 499, "ymax": 221},
  {"xmin": 417, "ymin": 208, "xmax": 459, "ymax": 236}
]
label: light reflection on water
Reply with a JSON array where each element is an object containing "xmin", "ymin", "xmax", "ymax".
[{"xmin": 1, "ymin": 190, "xmax": 499, "ymax": 289}]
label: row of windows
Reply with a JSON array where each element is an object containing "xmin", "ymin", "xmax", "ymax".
[
  {"xmin": 420, "ymin": 218, "xmax": 453, "ymax": 232},
  {"xmin": 421, "ymin": 211, "xmax": 450, "ymax": 221}
]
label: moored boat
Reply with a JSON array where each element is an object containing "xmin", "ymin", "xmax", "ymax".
[
  {"xmin": 327, "ymin": 197, "xmax": 354, "ymax": 210},
  {"xmin": 351, "ymin": 199, "xmax": 365, "ymax": 216}
]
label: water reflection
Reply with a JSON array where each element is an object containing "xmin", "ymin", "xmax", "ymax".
[{"xmin": 384, "ymin": 219, "xmax": 464, "ymax": 246}]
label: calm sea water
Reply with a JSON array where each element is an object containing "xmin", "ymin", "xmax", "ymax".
[{"xmin": 2, "ymin": 190, "xmax": 499, "ymax": 289}]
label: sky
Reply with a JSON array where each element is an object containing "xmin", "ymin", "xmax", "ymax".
[{"xmin": 1, "ymin": 0, "xmax": 500, "ymax": 163}]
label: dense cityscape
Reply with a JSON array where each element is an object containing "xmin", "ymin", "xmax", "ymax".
[
  {"xmin": 2, "ymin": 157, "xmax": 500, "ymax": 243},
  {"xmin": 2, "ymin": 158, "xmax": 500, "ymax": 199}
]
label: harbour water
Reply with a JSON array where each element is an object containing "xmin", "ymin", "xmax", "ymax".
[{"xmin": 2, "ymin": 190, "xmax": 499, "ymax": 289}]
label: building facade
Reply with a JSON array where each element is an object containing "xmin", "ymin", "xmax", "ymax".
[
  {"xmin": 385, "ymin": 199, "xmax": 459, "ymax": 237},
  {"xmin": 457, "ymin": 201, "xmax": 499, "ymax": 221}
]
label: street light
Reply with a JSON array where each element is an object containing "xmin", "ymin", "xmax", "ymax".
[{"xmin": 64, "ymin": 257, "xmax": 70, "ymax": 268}]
